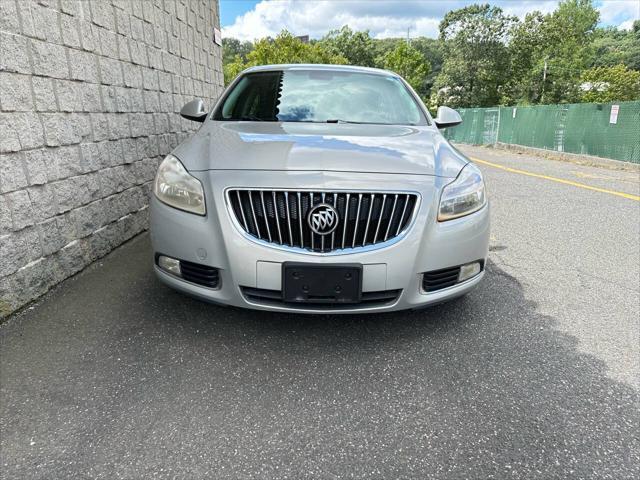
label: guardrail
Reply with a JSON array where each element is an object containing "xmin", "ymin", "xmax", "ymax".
[{"xmin": 443, "ymin": 101, "xmax": 640, "ymax": 163}]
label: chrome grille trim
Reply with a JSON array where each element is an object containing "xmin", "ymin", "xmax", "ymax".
[
  {"xmin": 341, "ymin": 193, "xmax": 350, "ymax": 250},
  {"xmin": 352, "ymin": 194, "xmax": 363, "ymax": 248},
  {"xmin": 226, "ymin": 189, "xmax": 420, "ymax": 254},
  {"xmin": 259, "ymin": 191, "xmax": 271, "ymax": 242},
  {"xmin": 373, "ymin": 194, "xmax": 387, "ymax": 243},
  {"xmin": 248, "ymin": 192, "xmax": 260, "ymax": 237},
  {"xmin": 297, "ymin": 192, "xmax": 303, "ymax": 249},
  {"xmin": 384, "ymin": 194, "xmax": 399, "ymax": 241},
  {"xmin": 284, "ymin": 191, "xmax": 293, "ymax": 246}
]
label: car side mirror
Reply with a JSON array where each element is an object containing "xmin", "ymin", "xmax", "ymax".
[
  {"xmin": 434, "ymin": 106, "xmax": 462, "ymax": 129},
  {"xmin": 180, "ymin": 99, "xmax": 207, "ymax": 122}
]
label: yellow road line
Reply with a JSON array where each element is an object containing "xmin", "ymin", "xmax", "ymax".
[{"xmin": 470, "ymin": 157, "xmax": 640, "ymax": 202}]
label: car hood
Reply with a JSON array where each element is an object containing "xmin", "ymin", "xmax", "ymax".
[{"xmin": 173, "ymin": 121, "xmax": 468, "ymax": 178}]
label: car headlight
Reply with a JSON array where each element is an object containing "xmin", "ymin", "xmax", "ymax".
[
  {"xmin": 153, "ymin": 155, "xmax": 206, "ymax": 215},
  {"xmin": 438, "ymin": 163, "xmax": 486, "ymax": 221}
]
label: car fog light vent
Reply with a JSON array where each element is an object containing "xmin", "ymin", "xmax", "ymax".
[
  {"xmin": 422, "ymin": 261, "xmax": 483, "ymax": 292},
  {"xmin": 158, "ymin": 255, "xmax": 181, "ymax": 276},
  {"xmin": 458, "ymin": 262, "xmax": 481, "ymax": 282},
  {"xmin": 422, "ymin": 266, "xmax": 461, "ymax": 292},
  {"xmin": 179, "ymin": 260, "xmax": 219, "ymax": 288},
  {"xmin": 156, "ymin": 255, "xmax": 219, "ymax": 288}
]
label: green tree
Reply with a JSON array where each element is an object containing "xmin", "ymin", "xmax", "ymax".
[
  {"xmin": 504, "ymin": 12, "xmax": 546, "ymax": 104},
  {"xmin": 379, "ymin": 41, "xmax": 430, "ymax": 92},
  {"xmin": 222, "ymin": 38, "xmax": 255, "ymax": 85},
  {"xmin": 224, "ymin": 31, "xmax": 347, "ymax": 84},
  {"xmin": 592, "ymin": 24, "xmax": 640, "ymax": 71},
  {"xmin": 432, "ymin": 4, "xmax": 517, "ymax": 108},
  {"xmin": 319, "ymin": 26, "xmax": 376, "ymax": 67},
  {"xmin": 372, "ymin": 38, "xmax": 402, "ymax": 61},
  {"xmin": 581, "ymin": 64, "xmax": 640, "ymax": 102},
  {"xmin": 408, "ymin": 38, "xmax": 445, "ymax": 99},
  {"xmin": 221, "ymin": 0, "xmax": 623, "ymax": 104},
  {"xmin": 223, "ymin": 54, "xmax": 248, "ymax": 85},
  {"xmin": 222, "ymin": 38, "xmax": 253, "ymax": 65},
  {"xmin": 504, "ymin": 0, "xmax": 600, "ymax": 105},
  {"xmin": 369, "ymin": 37, "xmax": 444, "ymax": 99},
  {"xmin": 537, "ymin": 0, "xmax": 600, "ymax": 104}
]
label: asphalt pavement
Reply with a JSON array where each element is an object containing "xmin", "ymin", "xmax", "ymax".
[{"xmin": 1, "ymin": 146, "xmax": 639, "ymax": 479}]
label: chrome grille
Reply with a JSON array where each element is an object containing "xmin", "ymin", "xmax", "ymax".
[{"xmin": 228, "ymin": 190, "xmax": 419, "ymax": 253}]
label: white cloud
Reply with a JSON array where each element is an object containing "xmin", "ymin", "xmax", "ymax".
[
  {"xmin": 597, "ymin": 0, "xmax": 639, "ymax": 25},
  {"xmin": 223, "ymin": 0, "xmax": 447, "ymax": 40},
  {"xmin": 222, "ymin": 0, "xmax": 640, "ymax": 41},
  {"xmin": 618, "ymin": 19, "xmax": 635, "ymax": 30},
  {"xmin": 500, "ymin": 1, "xmax": 558, "ymax": 18},
  {"xmin": 222, "ymin": 0, "xmax": 480, "ymax": 41}
]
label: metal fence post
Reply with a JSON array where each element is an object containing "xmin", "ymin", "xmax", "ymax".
[{"xmin": 495, "ymin": 107, "xmax": 501, "ymax": 146}]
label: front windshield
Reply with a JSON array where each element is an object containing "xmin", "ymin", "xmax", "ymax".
[{"xmin": 214, "ymin": 70, "xmax": 427, "ymax": 125}]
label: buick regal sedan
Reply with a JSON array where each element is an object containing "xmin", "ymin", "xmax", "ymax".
[{"xmin": 150, "ymin": 64, "xmax": 489, "ymax": 313}]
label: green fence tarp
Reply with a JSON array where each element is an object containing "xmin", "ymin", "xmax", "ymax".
[{"xmin": 443, "ymin": 101, "xmax": 640, "ymax": 163}]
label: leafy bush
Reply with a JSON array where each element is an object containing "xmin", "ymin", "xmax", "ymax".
[{"xmin": 581, "ymin": 64, "xmax": 640, "ymax": 102}]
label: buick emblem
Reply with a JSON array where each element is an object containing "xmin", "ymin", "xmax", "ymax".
[{"xmin": 308, "ymin": 203, "xmax": 339, "ymax": 235}]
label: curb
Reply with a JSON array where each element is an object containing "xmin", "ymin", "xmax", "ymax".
[{"xmin": 492, "ymin": 143, "xmax": 640, "ymax": 172}]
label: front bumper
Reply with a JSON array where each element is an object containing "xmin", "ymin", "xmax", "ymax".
[{"xmin": 150, "ymin": 170, "xmax": 490, "ymax": 313}]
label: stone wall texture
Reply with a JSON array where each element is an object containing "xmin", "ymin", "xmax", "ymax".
[{"xmin": 0, "ymin": 0, "xmax": 223, "ymax": 318}]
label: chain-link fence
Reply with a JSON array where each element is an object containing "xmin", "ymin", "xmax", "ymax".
[{"xmin": 443, "ymin": 101, "xmax": 640, "ymax": 163}]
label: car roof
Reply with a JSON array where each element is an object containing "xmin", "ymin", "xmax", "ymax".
[{"xmin": 242, "ymin": 64, "xmax": 398, "ymax": 77}]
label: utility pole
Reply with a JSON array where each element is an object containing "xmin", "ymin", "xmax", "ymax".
[
  {"xmin": 541, "ymin": 57, "xmax": 548, "ymax": 103},
  {"xmin": 406, "ymin": 26, "xmax": 411, "ymax": 45}
]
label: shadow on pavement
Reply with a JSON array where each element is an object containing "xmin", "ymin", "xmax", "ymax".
[{"xmin": 1, "ymin": 234, "xmax": 638, "ymax": 479}]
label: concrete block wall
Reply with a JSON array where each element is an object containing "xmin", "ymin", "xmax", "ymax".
[{"xmin": 0, "ymin": 0, "xmax": 223, "ymax": 318}]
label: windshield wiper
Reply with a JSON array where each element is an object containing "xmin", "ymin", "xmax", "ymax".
[
  {"xmin": 325, "ymin": 119, "xmax": 419, "ymax": 126},
  {"xmin": 325, "ymin": 119, "xmax": 365, "ymax": 124}
]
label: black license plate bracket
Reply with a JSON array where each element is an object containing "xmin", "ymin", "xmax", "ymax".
[{"xmin": 282, "ymin": 263, "xmax": 362, "ymax": 304}]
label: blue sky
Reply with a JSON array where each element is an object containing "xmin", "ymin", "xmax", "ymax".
[
  {"xmin": 220, "ymin": 0, "xmax": 639, "ymax": 41},
  {"xmin": 221, "ymin": 0, "xmax": 261, "ymax": 26}
]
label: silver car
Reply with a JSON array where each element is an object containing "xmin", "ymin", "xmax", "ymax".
[{"xmin": 150, "ymin": 64, "xmax": 489, "ymax": 313}]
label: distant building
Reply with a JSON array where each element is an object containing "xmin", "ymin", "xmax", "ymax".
[{"xmin": 296, "ymin": 35, "xmax": 310, "ymax": 44}]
